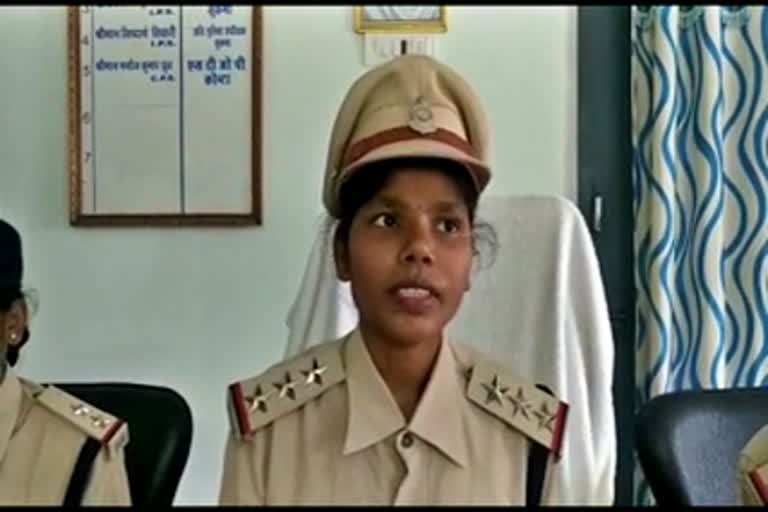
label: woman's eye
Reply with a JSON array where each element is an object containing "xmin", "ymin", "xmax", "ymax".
[
  {"xmin": 438, "ymin": 218, "xmax": 461, "ymax": 233},
  {"xmin": 373, "ymin": 213, "xmax": 396, "ymax": 228}
]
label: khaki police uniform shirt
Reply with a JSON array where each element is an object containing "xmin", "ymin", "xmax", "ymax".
[
  {"xmin": 740, "ymin": 424, "xmax": 768, "ymax": 506},
  {"xmin": 0, "ymin": 369, "xmax": 131, "ymax": 505},
  {"xmin": 219, "ymin": 329, "xmax": 568, "ymax": 505}
]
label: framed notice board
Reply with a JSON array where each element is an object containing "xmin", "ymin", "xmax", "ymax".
[{"xmin": 67, "ymin": 5, "xmax": 262, "ymax": 226}]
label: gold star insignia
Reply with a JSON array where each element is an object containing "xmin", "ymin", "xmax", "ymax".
[
  {"xmin": 507, "ymin": 387, "xmax": 532, "ymax": 419},
  {"xmin": 482, "ymin": 375, "xmax": 509, "ymax": 405},
  {"xmin": 534, "ymin": 401, "xmax": 556, "ymax": 432},
  {"xmin": 247, "ymin": 384, "xmax": 273, "ymax": 413},
  {"xmin": 273, "ymin": 372, "xmax": 297, "ymax": 400},
  {"xmin": 301, "ymin": 358, "xmax": 327, "ymax": 386},
  {"xmin": 90, "ymin": 414, "xmax": 111, "ymax": 429},
  {"xmin": 71, "ymin": 404, "xmax": 90, "ymax": 416}
]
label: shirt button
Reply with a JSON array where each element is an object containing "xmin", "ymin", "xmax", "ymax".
[{"xmin": 401, "ymin": 431, "xmax": 414, "ymax": 449}]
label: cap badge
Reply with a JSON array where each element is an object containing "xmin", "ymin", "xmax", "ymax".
[{"xmin": 409, "ymin": 97, "xmax": 436, "ymax": 135}]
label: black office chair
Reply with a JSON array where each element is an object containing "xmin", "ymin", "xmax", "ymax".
[
  {"xmin": 52, "ymin": 382, "xmax": 193, "ymax": 506},
  {"xmin": 636, "ymin": 387, "xmax": 768, "ymax": 505}
]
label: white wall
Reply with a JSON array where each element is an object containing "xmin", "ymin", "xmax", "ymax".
[{"xmin": 0, "ymin": 5, "xmax": 576, "ymax": 505}]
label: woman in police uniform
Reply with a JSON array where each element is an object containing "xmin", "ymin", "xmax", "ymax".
[
  {"xmin": 0, "ymin": 219, "xmax": 131, "ymax": 505},
  {"xmin": 219, "ymin": 55, "xmax": 570, "ymax": 505}
]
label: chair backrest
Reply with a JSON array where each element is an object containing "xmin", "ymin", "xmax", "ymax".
[
  {"xmin": 52, "ymin": 382, "xmax": 193, "ymax": 506},
  {"xmin": 636, "ymin": 387, "xmax": 768, "ymax": 505}
]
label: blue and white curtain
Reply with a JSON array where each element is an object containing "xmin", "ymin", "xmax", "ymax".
[{"xmin": 632, "ymin": 5, "xmax": 768, "ymax": 505}]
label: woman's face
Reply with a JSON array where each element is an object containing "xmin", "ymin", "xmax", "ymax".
[{"xmin": 336, "ymin": 165, "xmax": 474, "ymax": 348}]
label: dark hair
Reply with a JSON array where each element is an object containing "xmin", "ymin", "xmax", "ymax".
[
  {"xmin": 0, "ymin": 287, "xmax": 29, "ymax": 367},
  {"xmin": 0, "ymin": 219, "xmax": 29, "ymax": 366},
  {"xmin": 331, "ymin": 157, "xmax": 498, "ymax": 269}
]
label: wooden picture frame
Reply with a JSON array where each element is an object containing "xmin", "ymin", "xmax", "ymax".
[
  {"xmin": 354, "ymin": 6, "xmax": 447, "ymax": 34},
  {"xmin": 67, "ymin": 5, "xmax": 263, "ymax": 227}
]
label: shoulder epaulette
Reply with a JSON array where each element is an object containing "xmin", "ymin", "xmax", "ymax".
[
  {"xmin": 740, "ymin": 427, "xmax": 768, "ymax": 505},
  {"xmin": 34, "ymin": 384, "xmax": 129, "ymax": 457},
  {"xmin": 227, "ymin": 340, "xmax": 345, "ymax": 439},
  {"xmin": 744, "ymin": 462, "xmax": 768, "ymax": 505},
  {"xmin": 466, "ymin": 358, "xmax": 568, "ymax": 459}
]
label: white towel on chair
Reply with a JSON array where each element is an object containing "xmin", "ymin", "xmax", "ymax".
[{"xmin": 284, "ymin": 195, "xmax": 616, "ymax": 505}]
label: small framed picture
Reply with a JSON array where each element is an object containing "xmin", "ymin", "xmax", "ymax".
[{"xmin": 354, "ymin": 6, "xmax": 447, "ymax": 34}]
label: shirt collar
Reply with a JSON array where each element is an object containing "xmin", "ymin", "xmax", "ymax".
[
  {"xmin": 343, "ymin": 329, "xmax": 405, "ymax": 455},
  {"xmin": 343, "ymin": 329, "xmax": 469, "ymax": 467}
]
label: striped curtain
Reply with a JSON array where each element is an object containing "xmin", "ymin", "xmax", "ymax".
[{"xmin": 632, "ymin": 5, "xmax": 768, "ymax": 505}]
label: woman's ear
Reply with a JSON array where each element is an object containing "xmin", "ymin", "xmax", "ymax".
[
  {"xmin": 333, "ymin": 235, "xmax": 351, "ymax": 282},
  {"xmin": 4, "ymin": 299, "xmax": 27, "ymax": 347}
]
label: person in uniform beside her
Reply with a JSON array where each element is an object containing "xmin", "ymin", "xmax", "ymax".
[
  {"xmin": 739, "ymin": 424, "xmax": 768, "ymax": 505},
  {"xmin": 0, "ymin": 219, "xmax": 132, "ymax": 505},
  {"xmin": 219, "ymin": 55, "xmax": 570, "ymax": 505}
]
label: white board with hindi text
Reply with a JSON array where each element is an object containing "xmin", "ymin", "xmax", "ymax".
[{"xmin": 68, "ymin": 5, "xmax": 262, "ymax": 226}]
